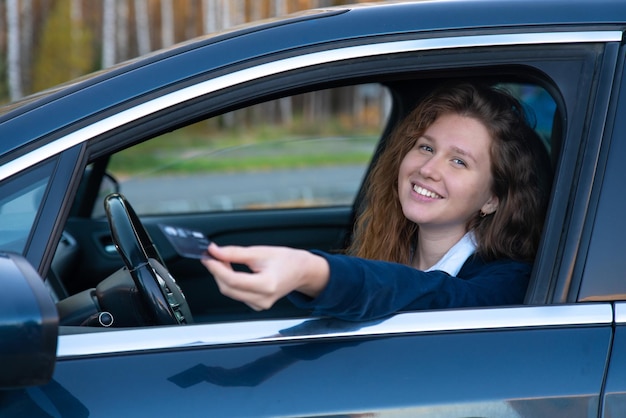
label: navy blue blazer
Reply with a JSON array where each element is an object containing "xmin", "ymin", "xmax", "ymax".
[{"xmin": 288, "ymin": 252, "xmax": 531, "ymax": 321}]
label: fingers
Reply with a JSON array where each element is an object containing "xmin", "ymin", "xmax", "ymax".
[
  {"xmin": 201, "ymin": 258, "xmax": 262, "ymax": 309},
  {"xmin": 204, "ymin": 242, "xmax": 266, "ymax": 270},
  {"xmin": 200, "ymin": 245, "xmax": 278, "ymax": 311},
  {"xmin": 200, "ymin": 243, "xmax": 327, "ymax": 312}
]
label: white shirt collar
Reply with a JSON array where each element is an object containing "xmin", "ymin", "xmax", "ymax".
[{"xmin": 425, "ymin": 232, "xmax": 477, "ymax": 276}]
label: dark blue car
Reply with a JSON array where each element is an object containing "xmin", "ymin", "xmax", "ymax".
[{"xmin": 2, "ymin": 0, "xmax": 626, "ymax": 415}]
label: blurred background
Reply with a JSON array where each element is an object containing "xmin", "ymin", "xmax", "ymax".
[{"xmin": 0, "ymin": 0, "xmax": 374, "ymax": 105}]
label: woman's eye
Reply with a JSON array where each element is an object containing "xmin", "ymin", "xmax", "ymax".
[
  {"xmin": 452, "ymin": 158, "xmax": 467, "ymax": 167},
  {"xmin": 418, "ymin": 144, "xmax": 433, "ymax": 153}
]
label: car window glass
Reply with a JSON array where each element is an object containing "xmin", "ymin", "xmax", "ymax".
[
  {"xmin": 498, "ymin": 82, "xmax": 557, "ymax": 149},
  {"xmin": 0, "ymin": 161, "xmax": 54, "ymax": 254},
  {"xmin": 105, "ymin": 84, "xmax": 391, "ymax": 216}
]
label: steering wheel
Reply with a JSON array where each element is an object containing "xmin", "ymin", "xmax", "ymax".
[{"xmin": 104, "ymin": 193, "xmax": 193, "ymax": 325}]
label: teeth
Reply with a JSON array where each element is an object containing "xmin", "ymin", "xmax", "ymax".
[{"xmin": 414, "ymin": 185, "xmax": 442, "ymax": 199}]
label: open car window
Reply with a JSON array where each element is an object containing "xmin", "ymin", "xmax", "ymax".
[
  {"xmin": 57, "ymin": 77, "xmax": 560, "ymax": 328},
  {"xmin": 98, "ymin": 81, "xmax": 556, "ymax": 219},
  {"xmin": 101, "ymin": 84, "xmax": 391, "ymax": 217}
]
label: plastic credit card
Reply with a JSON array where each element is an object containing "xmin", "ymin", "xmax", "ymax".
[{"xmin": 159, "ymin": 224, "xmax": 212, "ymax": 259}]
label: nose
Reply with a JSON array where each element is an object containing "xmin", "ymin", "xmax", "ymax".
[{"xmin": 418, "ymin": 155, "xmax": 442, "ymax": 181}]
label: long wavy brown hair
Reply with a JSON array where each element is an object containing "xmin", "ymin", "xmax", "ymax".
[{"xmin": 347, "ymin": 82, "xmax": 553, "ymax": 264}]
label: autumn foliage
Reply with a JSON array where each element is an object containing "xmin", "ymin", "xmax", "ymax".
[{"xmin": 0, "ymin": 0, "xmax": 371, "ymax": 104}]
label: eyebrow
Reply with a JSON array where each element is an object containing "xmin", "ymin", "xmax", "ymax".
[
  {"xmin": 450, "ymin": 146, "xmax": 477, "ymax": 163},
  {"xmin": 420, "ymin": 135, "xmax": 478, "ymax": 163}
]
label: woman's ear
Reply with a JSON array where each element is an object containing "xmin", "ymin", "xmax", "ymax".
[{"xmin": 481, "ymin": 195, "xmax": 499, "ymax": 216}]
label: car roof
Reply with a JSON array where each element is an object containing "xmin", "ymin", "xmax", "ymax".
[{"xmin": 0, "ymin": 0, "xmax": 624, "ymax": 157}]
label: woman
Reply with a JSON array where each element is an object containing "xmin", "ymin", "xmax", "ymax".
[{"xmin": 201, "ymin": 82, "xmax": 553, "ymax": 321}]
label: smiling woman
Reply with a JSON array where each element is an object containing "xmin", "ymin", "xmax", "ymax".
[
  {"xmin": 397, "ymin": 112, "xmax": 499, "ymax": 271},
  {"xmin": 351, "ymin": 82, "xmax": 553, "ymax": 264},
  {"xmin": 202, "ymin": 82, "xmax": 554, "ymax": 320}
]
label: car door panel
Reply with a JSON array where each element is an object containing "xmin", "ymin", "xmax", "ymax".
[{"xmin": 21, "ymin": 305, "xmax": 613, "ymax": 417}]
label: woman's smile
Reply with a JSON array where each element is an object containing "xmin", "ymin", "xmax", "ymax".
[{"xmin": 412, "ymin": 184, "xmax": 443, "ymax": 199}]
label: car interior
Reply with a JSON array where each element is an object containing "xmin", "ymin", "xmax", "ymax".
[{"xmin": 46, "ymin": 73, "xmax": 560, "ymax": 330}]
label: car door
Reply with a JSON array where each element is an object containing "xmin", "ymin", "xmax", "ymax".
[
  {"xmin": 575, "ymin": 53, "xmax": 626, "ymax": 416},
  {"xmin": 0, "ymin": 304, "xmax": 601, "ymax": 416}
]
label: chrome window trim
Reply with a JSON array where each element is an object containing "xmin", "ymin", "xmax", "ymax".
[
  {"xmin": 57, "ymin": 303, "xmax": 612, "ymax": 358},
  {"xmin": 615, "ymin": 302, "xmax": 626, "ymax": 323},
  {"xmin": 0, "ymin": 30, "xmax": 621, "ymax": 182}
]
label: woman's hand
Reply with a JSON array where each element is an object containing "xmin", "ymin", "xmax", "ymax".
[{"xmin": 200, "ymin": 243, "xmax": 330, "ymax": 311}]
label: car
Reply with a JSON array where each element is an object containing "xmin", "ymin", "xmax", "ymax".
[{"xmin": 2, "ymin": 0, "xmax": 626, "ymax": 415}]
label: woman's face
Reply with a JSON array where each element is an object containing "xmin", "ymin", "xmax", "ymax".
[{"xmin": 397, "ymin": 112, "xmax": 499, "ymax": 238}]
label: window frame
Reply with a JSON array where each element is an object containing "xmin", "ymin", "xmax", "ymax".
[{"xmin": 18, "ymin": 30, "xmax": 613, "ymax": 337}]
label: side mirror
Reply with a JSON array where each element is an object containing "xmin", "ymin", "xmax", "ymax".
[{"xmin": 0, "ymin": 252, "xmax": 58, "ymax": 388}]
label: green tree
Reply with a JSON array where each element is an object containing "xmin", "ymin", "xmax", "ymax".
[{"xmin": 31, "ymin": 0, "xmax": 95, "ymax": 93}]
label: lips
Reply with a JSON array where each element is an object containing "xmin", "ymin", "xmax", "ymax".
[{"xmin": 413, "ymin": 184, "xmax": 443, "ymax": 199}]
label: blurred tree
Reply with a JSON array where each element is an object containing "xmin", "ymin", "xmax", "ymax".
[
  {"xmin": 134, "ymin": 0, "xmax": 151, "ymax": 55},
  {"xmin": 203, "ymin": 0, "xmax": 219, "ymax": 33},
  {"xmin": 6, "ymin": 0, "xmax": 21, "ymax": 100},
  {"xmin": 32, "ymin": 0, "xmax": 94, "ymax": 93},
  {"xmin": 116, "ymin": 0, "xmax": 130, "ymax": 61},
  {"xmin": 102, "ymin": 0, "xmax": 116, "ymax": 67},
  {"xmin": 21, "ymin": 0, "xmax": 33, "ymax": 95},
  {"xmin": 160, "ymin": 0, "xmax": 174, "ymax": 47},
  {"xmin": 2, "ymin": 0, "xmax": 378, "ymax": 104}
]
